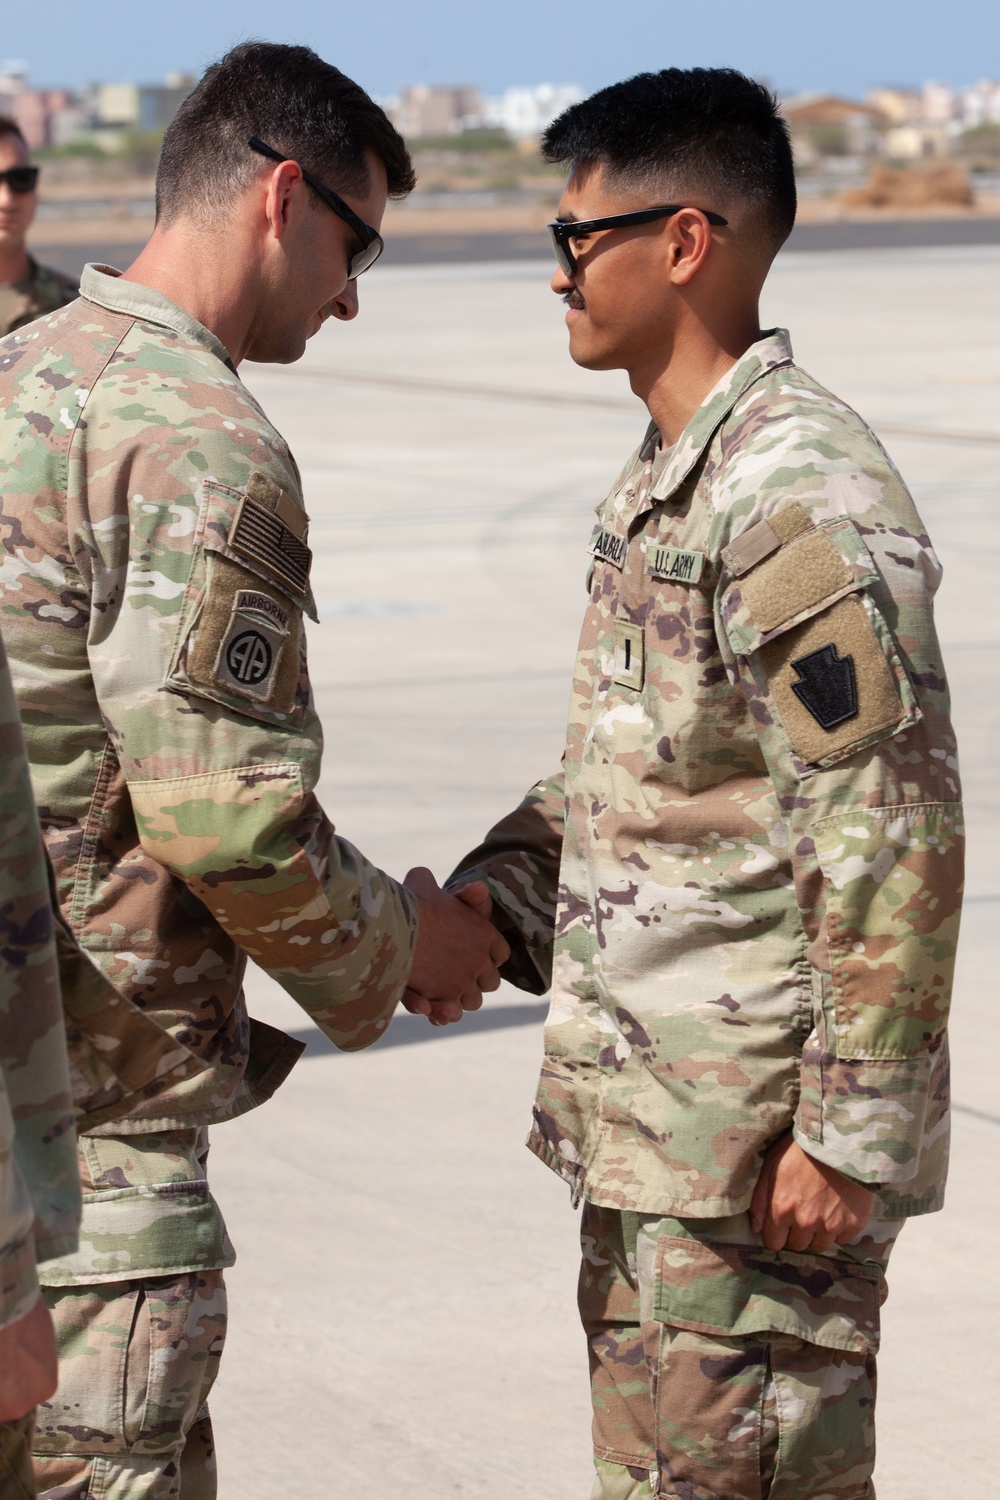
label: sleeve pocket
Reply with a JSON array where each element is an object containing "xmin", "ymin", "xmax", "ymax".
[
  {"xmin": 165, "ymin": 480, "xmax": 311, "ymax": 726},
  {"xmin": 722, "ymin": 517, "xmax": 920, "ymax": 770}
]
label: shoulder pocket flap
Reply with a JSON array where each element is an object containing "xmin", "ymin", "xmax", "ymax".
[
  {"xmin": 652, "ymin": 1236, "xmax": 881, "ymax": 1354},
  {"xmin": 723, "ymin": 519, "xmax": 877, "ymax": 657}
]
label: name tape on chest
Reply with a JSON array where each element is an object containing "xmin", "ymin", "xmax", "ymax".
[
  {"xmin": 646, "ymin": 545, "xmax": 705, "ymax": 584},
  {"xmin": 230, "ymin": 494, "xmax": 312, "ymax": 601},
  {"xmin": 589, "ymin": 527, "xmax": 627, "ymax": 569}
]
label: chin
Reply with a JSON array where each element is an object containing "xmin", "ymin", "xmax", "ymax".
[
  {"xmin": 246, "ymin": 334, "xmax": 309, "ymax": 366},
  {"xmin": 568, "ymin": 339, "xmax": 622, "ymax": 373}
]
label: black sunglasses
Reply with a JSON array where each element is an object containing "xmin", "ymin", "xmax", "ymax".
[
  {"xmin": 0, "ymin": 166, "xmax": 39, "ymax": 195},
  {"xmin": 247, "ymin": 137, "xmax": 383, "ymax": 279},
  {"xmin": 548, "ymin": 204, "xmax": 729, "ymax": 277}
]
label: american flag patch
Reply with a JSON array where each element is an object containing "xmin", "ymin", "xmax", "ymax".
[{"xmin": 230, "ymin": 494, "xmax": 312, "ymax": 600}]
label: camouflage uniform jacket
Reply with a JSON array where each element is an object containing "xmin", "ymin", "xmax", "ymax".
[
  {"xmin": 454, "ymin": 330, "xmax": 962, "ymax": 1221},
  {"xmin": 0, "ymin": 265, "xmax": 418, "ymax": 1142},
  {"xmin": 0, "ymin": 255, "xmax": 78, "ymax": 338},
  {"xmin": 0, "ymin": 631, "xmax": 79, "ymax": 1326}
]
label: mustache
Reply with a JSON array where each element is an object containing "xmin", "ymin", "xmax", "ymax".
[{"xmin": 561, "ymin": 289, "xmax": 586, "ymax": 311}]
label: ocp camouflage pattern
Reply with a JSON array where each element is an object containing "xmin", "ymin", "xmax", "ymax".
[
  {"xmin": 0, "ymin": 265, "xmax": 418, "ymax": 1141},
  {"xmin": 454, "ymin": 330, "xmax": 962, "ymax": 1219},
  {"xmin": 580, "ymin": 1203, "xmax": 898, "ymax": 1499},
  {"xmin": 0, "ymin": 254, "xmax": 78, "ymax": 338},
  {"xmin": 35, "ymin": 1265, "xmax": 225, "ymax": 1498},
  {"xmin": 0, "ymin": 632, "xmax": 78, "ymax": 1324}
]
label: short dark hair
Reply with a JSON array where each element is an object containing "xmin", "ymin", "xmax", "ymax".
[
  {"xmin": 542, "ymin": 68, "xmax": 796, "ymax": 250},
  {"xmin": 0, "ymin": 116, "xmax": 26, "ymax": 148},
  {"xmin": 156, "ymin": 41, "xmax": 415, "ymax": 224}
]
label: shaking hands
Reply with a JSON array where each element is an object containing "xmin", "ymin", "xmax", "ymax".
[{"xmin": 400, "ymin": 866, "xmax": 509, "ymax": 1027}]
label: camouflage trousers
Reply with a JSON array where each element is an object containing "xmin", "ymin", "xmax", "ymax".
[
  {"xmin": 0, "ymin": 1416, "xmax": 35, "ymax": 1500},
  {"xmin": 579, "ymin": 1203, "xmax": 901, "ymax": 1500},
  {"xmin": 31, "ymin": 1271, "xmax": 226, "ymax": 1500}
]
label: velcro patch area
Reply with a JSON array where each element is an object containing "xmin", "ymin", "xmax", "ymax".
[
  {"xmin": 722, "ymin": 500, "xmax": 811, "ymax": 577},
  {"xmin": 741, "ymin": 529, "xmax": 853, "ymax": 633},
  {"xmin": 231, "ymin": 494, "xmax": 312, "ymax": 600},
  {"xmin": 760, "ymin": 595, "xmax": 905, "ymax": 764},
  {"xmin": 183, "ymin": 555, "xmax": 301, "ymax": 718}
]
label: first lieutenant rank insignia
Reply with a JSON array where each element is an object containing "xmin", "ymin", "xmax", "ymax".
[{"xmin": 646, "ymin": 545, "xmax": 705, "ymax": 584}]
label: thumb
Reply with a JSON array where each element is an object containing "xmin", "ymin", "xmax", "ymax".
[
  {"xmin": 749, "ymin": 1157, "xmax": 773, "ymax": 1235},
  {"xmin": 404, "ymin": 866, "xmax": 439, "ymax": 899},
  {"xmin": 453, "ymin": 880, "xmax": 492, "ymax": 920}
]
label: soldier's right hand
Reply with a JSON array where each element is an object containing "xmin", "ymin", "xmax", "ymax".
[
  {"xmin": 0, "ymin": 1293, "xmax": 59, "ymax": 1421},
  {"xmin": 402, "ymin": 867, "xmax": 509, "ymax": 1025}
]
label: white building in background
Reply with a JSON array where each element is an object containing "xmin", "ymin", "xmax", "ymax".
[
  {"xmin": 483, "ymin": 84, "xmax": 583, "ymax": 140},
  {"xmin": 959, "ymin": 80, "xmax": 1000, "ymax": 129}
]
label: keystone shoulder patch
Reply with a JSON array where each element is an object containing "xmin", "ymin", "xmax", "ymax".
[
  {"xmin": 790, "ymin": 643, "xmax": 857, "ymax": 728},
  {"xmin": 759, "ymin": 594, "xmax": 908, "ymax": 766}
]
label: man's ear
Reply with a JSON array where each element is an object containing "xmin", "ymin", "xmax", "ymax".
[
  {"xmin": 666, "ymin": 208, "xmax": 717, "ymax": 286},
  {"xmin": 262, "ymin": 161, "xmax": 302, "ymax": 242}
]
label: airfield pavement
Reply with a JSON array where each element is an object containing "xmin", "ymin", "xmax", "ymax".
[{"xmin": 201, "ymin": 245, "xmax": 998, "ymax": 1498}]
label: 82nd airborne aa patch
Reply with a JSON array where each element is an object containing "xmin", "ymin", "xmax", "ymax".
[{"xmin": 215, "ymin": 589, "xmax": 290, "ymax": 703}]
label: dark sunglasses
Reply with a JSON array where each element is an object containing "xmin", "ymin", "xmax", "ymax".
[
  {"xmin": 548, "ymin": 204, "xmax": 729, "ymax": 277},
  {"xmin": 247, "ymin": 137, "xmax": 383, "ymax": 278},
  {"xmin": 0, "ymin": 166, "xmax": 39, "ymax": 194}
]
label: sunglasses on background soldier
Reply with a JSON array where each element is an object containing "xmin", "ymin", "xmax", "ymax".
[
  {"xmin": 548, "ymin": 204, "xmax": 729, "ymax": 277},
  {"xmin": 247, "ymin": 137, "xmax": 384, "ymax": 278},
  {"xmin": 0, "ymin": 166, "xmax": 40, "ymax": 194}
]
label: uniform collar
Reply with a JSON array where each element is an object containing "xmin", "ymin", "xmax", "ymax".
[
  {"xmin": 80, "ymin": 263, "xmax": 236, "ymax": 372},
  {"xmin": 648, "ymin": 328, "xmax": 794, "ymax": 504}
]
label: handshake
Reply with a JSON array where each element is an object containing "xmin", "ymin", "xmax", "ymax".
[{"xmin": 399, "ymin": 866, "xmax": 510, "ymax": 1027}]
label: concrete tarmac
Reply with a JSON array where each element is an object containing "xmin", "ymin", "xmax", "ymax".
[
  {"xmin": 31, "ymin": 212, "xmax": 1000, "ymax": 283},
  {"xmin": 207, "ymin": 248, "xmax": 998, "ymax": 1498}
]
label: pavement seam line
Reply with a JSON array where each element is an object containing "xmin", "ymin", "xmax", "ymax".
[{"xmin": 272, "ymin": 368, "xmax": 1000, "ymax": 446}]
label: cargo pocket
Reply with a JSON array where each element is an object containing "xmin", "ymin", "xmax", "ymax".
[
  {"xmin": 649, "ymin": 1236, "xmax": 881, "ymax": 1500},
  {"xmin": 166, "ymin": 473, "xmax": 316, "ymax": 726},
  {"xmin": 722, "ymin": 509, "xmax": 919, "ymax": 773}
]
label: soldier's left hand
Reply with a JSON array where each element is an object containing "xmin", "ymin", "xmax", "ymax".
[{"xmin": 750, "ymin": 1134, "xmax": 876, "ymax": 1253}]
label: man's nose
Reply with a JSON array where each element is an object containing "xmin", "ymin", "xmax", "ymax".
[
  {"xmin": 329, "ymin": 280, "xmax": 360, "ymax": 322},
  {"xmin": 551, "ymin": 264, "xmax": 574, "ymax": 296}
]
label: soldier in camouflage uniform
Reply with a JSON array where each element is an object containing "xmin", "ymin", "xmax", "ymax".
[
  {"xmin": 0, "ymin": 629, "xmax": 78, "ymax": 1500},
  {"xmin": 0, "ymin": 118, "xmax": 77, "ymax": 338},
  {"xmin": 451, "ymin": 70, "xmax": 962, "ymax": 1499},
  {"xmin": 0, "ymin": 43, "xmax": 506, "ymax": 1500},
  {"xmin": 0, "ymin": 624, "xmax": 192, "ymax": 1498}
]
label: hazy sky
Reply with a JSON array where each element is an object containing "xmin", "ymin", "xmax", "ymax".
[{"xmin": 6, "ymin": 0, "xmax": 999, "ymax": 99}]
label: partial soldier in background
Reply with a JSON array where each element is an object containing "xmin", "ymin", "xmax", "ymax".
[
  {"xmin": 0, "ymin": 118, "xmax": 77, "ymax": 337},
  {"xmin": 0, "ymin": 635, "xmax": 79, "ymax": 1500},
  {"xmin": 0, "ymin": 618, "xmax": 202, "ymax": 1499},
  {"xmin": 451, "ymin": 68, "xmax": 963, "ymax": 1500},
  {"xmin": 0, "ymin": 41, "xmax": 506, "ymax": 1500}
]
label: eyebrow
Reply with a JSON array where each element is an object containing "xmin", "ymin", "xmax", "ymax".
[{"xmin": 555, "ymin": 211, "xmax": 580, "ymax": 225}]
